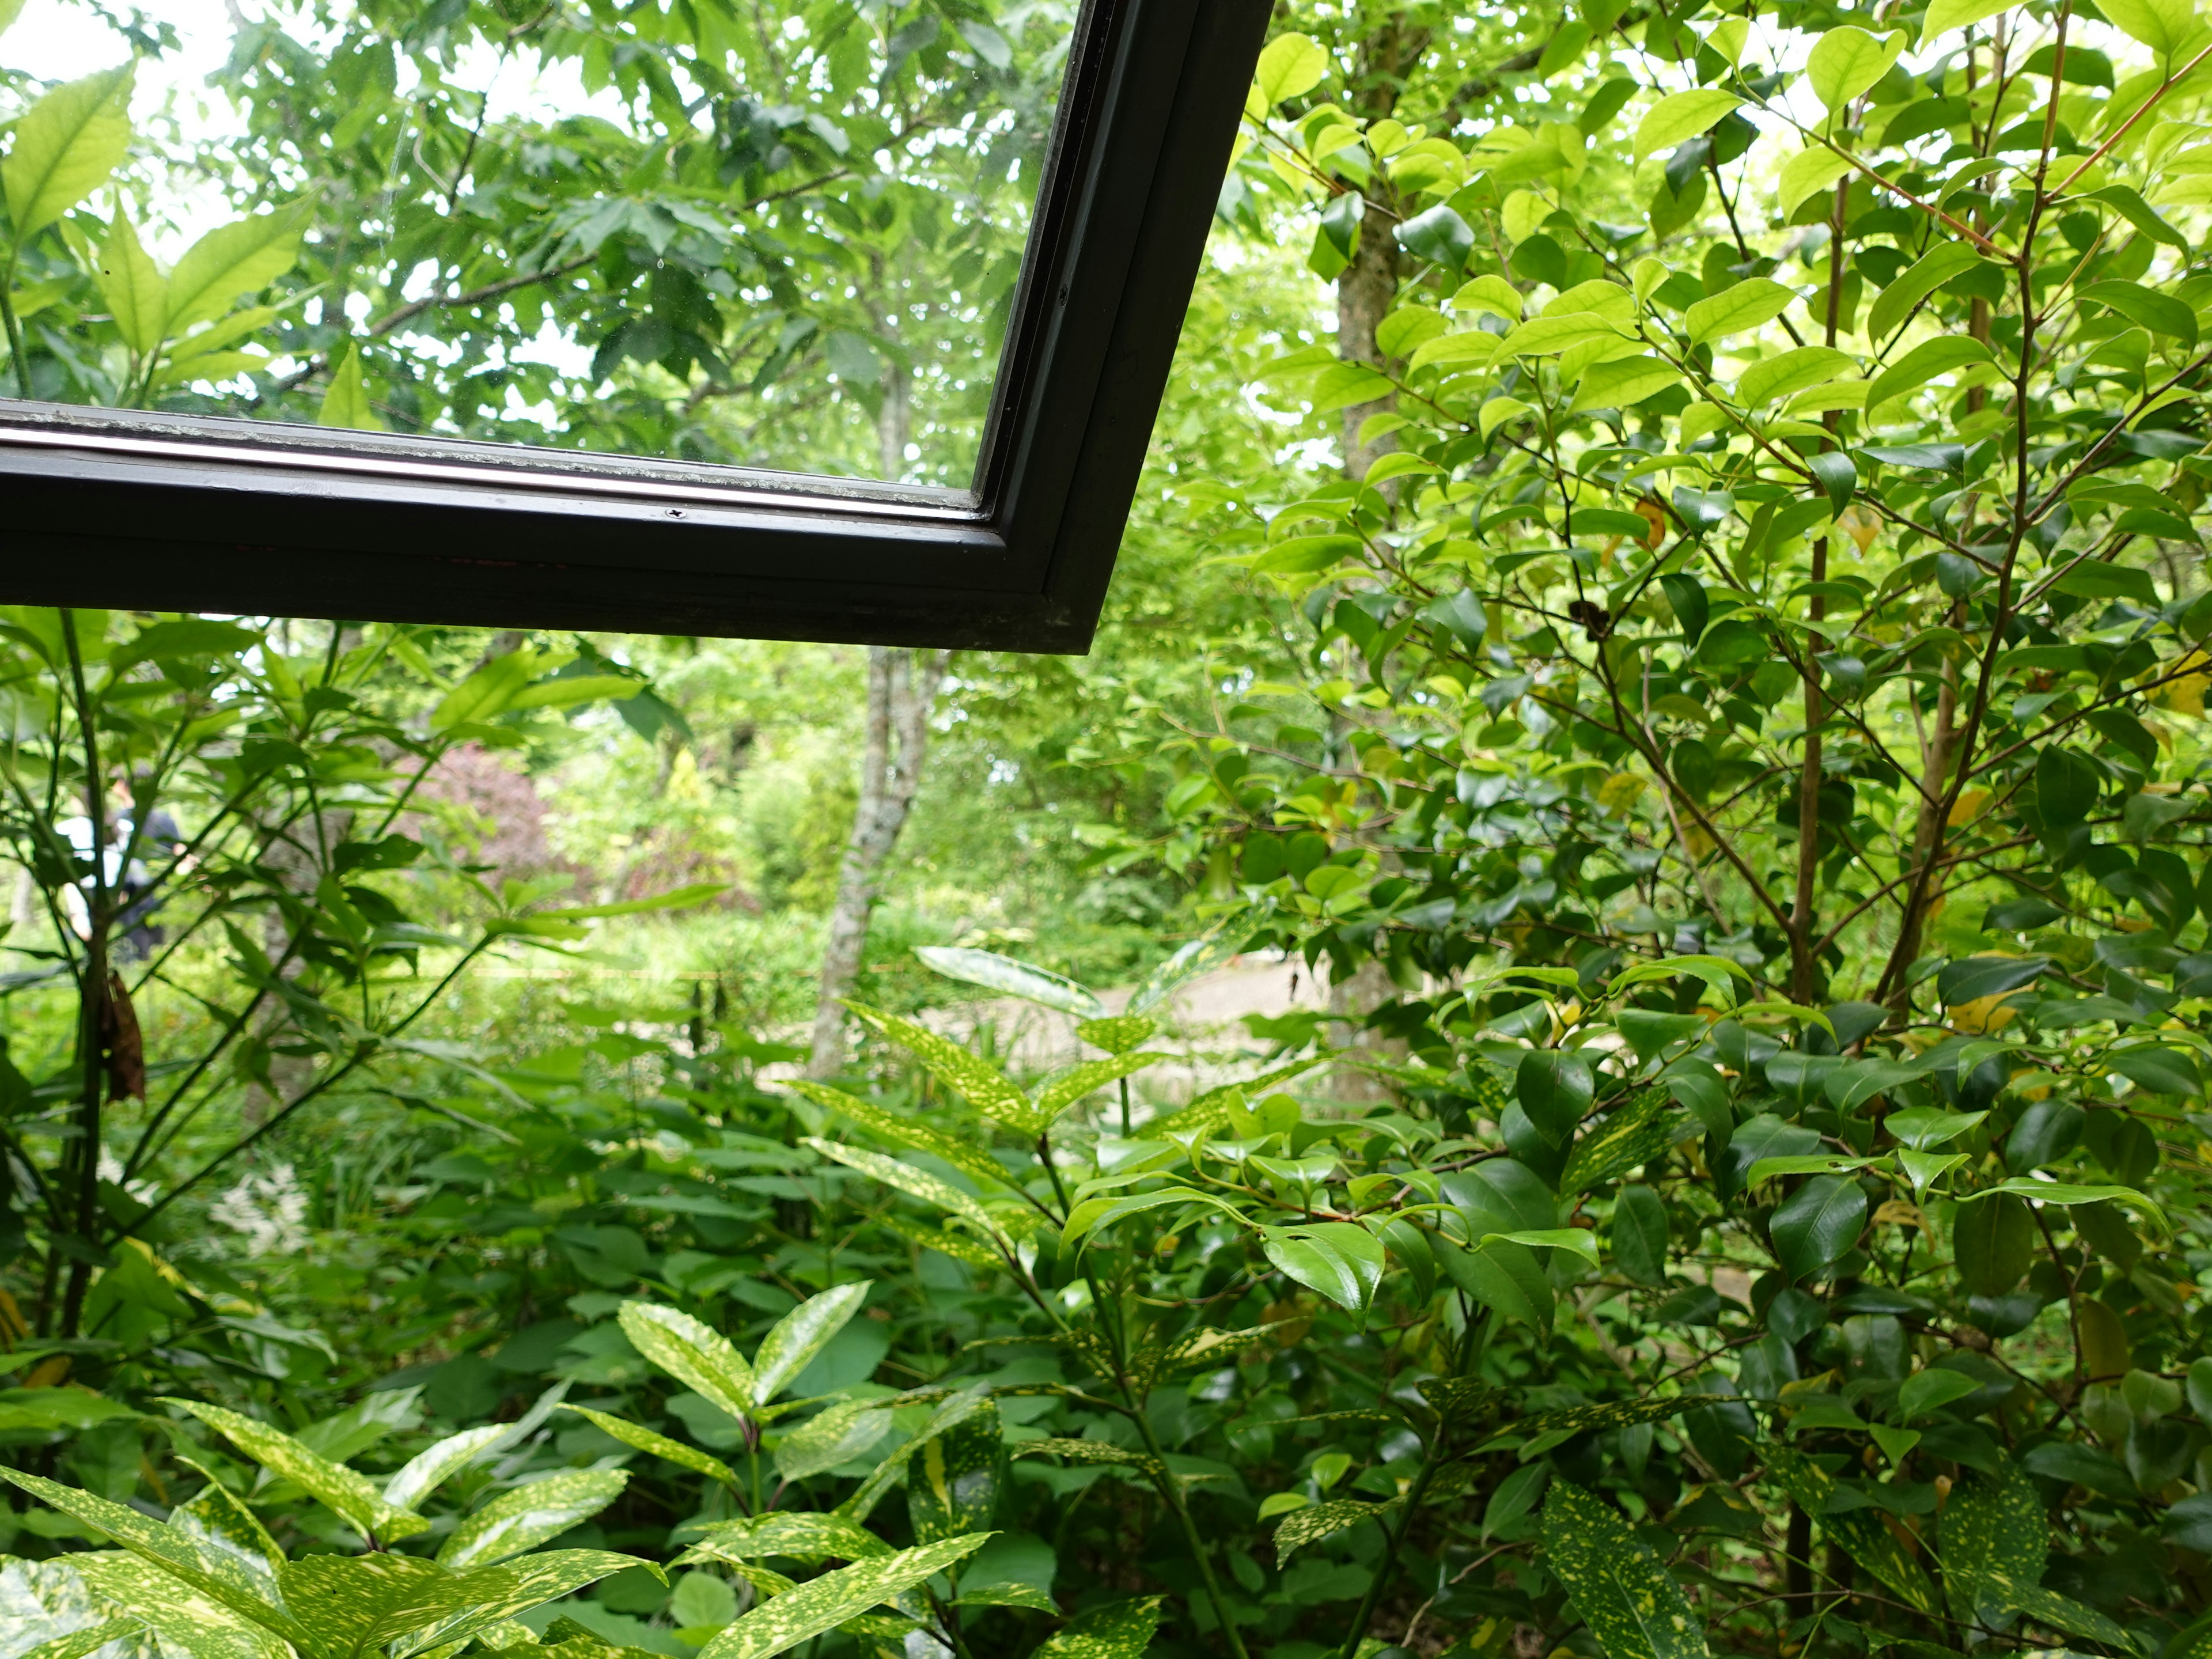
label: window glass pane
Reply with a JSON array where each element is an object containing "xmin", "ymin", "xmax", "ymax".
[{"xmin": 0, "ymin": 0, "xmax": 1076, "ymax": 487}]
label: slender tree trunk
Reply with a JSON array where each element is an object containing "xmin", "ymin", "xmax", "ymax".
[
  {"xmin": 1337, "ymin": 203, "xmax": 1401, "ymax": 478},
  {"xmin": 805, "ymin": 645, "xmax": 950, "ymax": 1078}
]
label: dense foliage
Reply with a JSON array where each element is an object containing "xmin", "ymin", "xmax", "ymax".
[{"xmin": 9, "ymin": 2, "xmax": 2212, "ymax": 1659}]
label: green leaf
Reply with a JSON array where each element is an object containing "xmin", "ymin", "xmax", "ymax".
[
  {"xmin": 699, "ymin": 1534, "xmax": 993, "ymax": 1659},
  {"xmin": 1483, "ymin": 1227, "xmax": 1601, "ymax": 1267},
  {"xmin": 1516, "ymin": 1048, "xmax": 1594, "ymax": 1146},
  {"xmin": 2100, "ymin": 0, "xmax": 2199, "ymax": 61},
  {"xmin": 1036, "ymin": 1052, "xmax": 1166, "ymax": 1122},
  {"xmin": 1739, "ymin": 347, "xmax": 1856, "ymax": 408},
  {"xmin": 1765, "ymin": 1448, "xmax": 1940, "ymax": 1613},
  {"xmin": 1953, "ymin": 1191, "xmax": 2035, "ymax": 1294},
  {"xmin": 1921, "ymin": 0, "xmax": 2012, "ymax": 43},
  {"xmin": 847, "ymin": 1002, "xmax": 1036, "ymax": 1130},
  {"xmin": 533, "ymin": 881, "xmax": 729, "ymax": 920},
  {"xmin": 1435, "ymin": 1234, "xmax": 1555, "ymax": 1332},
  {"xmin": 1076, "ymin": 1014, "xmax": 1157, "ymax": 1055},
  {"xmin": 1768, "ymin": 1175, "xmax": 1868, "ymax": 1282},
  {"xmin": 320, "ymin": 342, "xmax": 379, "ymax": 430},
  {"xmin": 1634, "ymin": 89, "xmax": 1741, "ymax": 162},
  {"xmin": 95, "ymin": 207, "xmax": 166, "ymax": 355},
  {"xmin": 1029, "ymin": 1597, "xmax": 1166, "ymax": 1659},
  {"xmin": 752, "ymin": 1281, "xmax": 871, "ymax": 1407},
  {"xmin": 2109, "ymin": 1043, "xmax": 2203, "ymax": 1097},
  {"xmin": 617, "ymin": 1302, "xmax": 757, "ymax": 1423},
  {"xmin": 2079, "ymin": 184, "xmax": 2190, "ymax": 249},
  {"xmin": 1611, "ymin": 1185, "xmax": 1670, "ymax": 1285},
  {"xmin": 912, "ymin": 945, "xmax": 1105, "ymax": 1016},
  {"xmin": 1959, "ymin": 1179, "xmax": 2167, "ymax": 1228},
  {"xmin": 1542, "ymin": 1479, "xmax": 1711, "ymax": 1659},
  {"xmin": 1937, "ymin": 954, "xmax": 2050, "ymax": 1005},
  {"xmin": 804, "ymin": 1136, "xmax": 1010, "ymax": 1246},
  {"xmin": 1807, "ymin": 27, "xmax": 1906, "ymax": 110},
  {"xmin": 1684, "ymin": 276, "xmax": 1794, "ymax": 345},
  {"xmin": 906, "ymin": 1397, "xmax": 1002, "ymax": 1544},
  {"xmin": 557, "ymin": 1404, "xmax": 737, "ymax": 1492},
  {"xmin": 1262, "ymin": 1222, "xmax": 1386, "ymax": 1310},
  {"xmin": 1940, "ymin": 1461, "xmax": 2046, "ymax": 1623},
  {"xmin": 162, "ymin": 1398, "xmax": 429, "ymax": 1544},
  {"xmin": 429, "ymin": 649, "xmax": 540, "ymax": 732},
  {"xmin": 3, "ymin": 66, "xmax": 134, "ymax": 239},
  {"xmin": 1866, "ymin": 244, "xmax": 1984, "ymax": 340},
  {"xmin": 165, "ymin": 199, "xmax": 311, "ymax": 334},
  {"xmin": 1659, "ymin": 573, "xmax": 1709, "ymax": 642},
  {"xmin": 1779, "ymin": 146, "xmax": 1854, "ymax": 215},
  {"xmin": 772, "ymin": 1397, "xmax": 897, "ymax": 1483},
  {"xmin": 504, "ymin": 675, "xmax": 651, "ymax": 713},
  {"xmin": 1256, "ymin": 33, "xmax": 1328, "ymax": 105},
  {"xmin": 1571, "ymin": 354, "xmax": 1681, "ymax": 412},
  {"xmin": 1865, "ymin": 337, "xmax": 1993, "ymax": 421},
  {"xmin": 2080, "ymin": 279, "xmax": 2199, "ymax": 346},
  {"xmin": 1274, "ymin": 1497, "xmax": 1400, "ymax": 1565},
  {"xmin": 0, "ymin": 0, "xmax": 27, "ymax": 37},
  {"xmin": 1808, "ymin": 450, "xmax": 1857, "ymax": 512}
]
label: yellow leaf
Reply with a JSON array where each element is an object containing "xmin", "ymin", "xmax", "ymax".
[
  {"xmin": 1837, "ymin": 503, "xmax": 1882, "ymax": 552},
  {"xmin": 1948, "ymin": 993, "xmax": 2018, "ymax": 1035},
  {"xmin": 1597, "ymin": 772, "xmax": 1647, "ymax": 815},
  {"xmin": 1948, "ymin": 788, "xmax": 1990, "ymax": 827}
]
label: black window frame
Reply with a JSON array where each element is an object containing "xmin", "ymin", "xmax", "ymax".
[{"xmin": 0, "ymin": 0, "xmax": 1269, "ymax": 653}]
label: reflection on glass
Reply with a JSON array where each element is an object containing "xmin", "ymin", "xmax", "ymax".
[{"xmin": 0, "ymin": 0, "xmax": 1076, "ymax": 486}]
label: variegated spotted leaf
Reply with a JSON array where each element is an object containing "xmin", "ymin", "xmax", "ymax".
[
  {"xmin": 71, "ymin": 1555, "xmax": 285, "ymax": 1659},
  {"xmin": 1035, "ymin": 1053, "xmax": 1165, "ymax": 1123},
  {"xmin": 1541, "ymin": 1479, "xmax": 1710, "ymax": 1659},
  {"xmin": 751, "ymin": 1281, "xmax": 870, "ymax": 1407},
  {"xmin": 1074, "ymin": 1016, "xmax": 1157, "ymax": 1055},
  {"xmin": 696, "ymin": 1533, "xmax": 992, "ymax": 1659},
  {"xmin": 772, "ymin": 1396, "xmax": 897, "ymax": 1483},
  {"xmin": 1145, "ymin": 1060, "xmax": 1325, "ymax": 1137},
  {"xmin": 1029, "ymin": 1596, "xmax": 1166, "ymax": 1659},
  {"xmin": 382, "ymin": 1425, "xmax": 511, "ymax": 1514},
  {"xmin": 1941, "ymin": 1461, "xmax": 2046, "ymax": 1624},
  {"xmin": 682, "ymin": 1513, "xmax": 892, "ymax": 1566},
  {"xmin": 911, "ymin": 946, "xmax": 1106, "ymax": 1017},
  {"xmin": 787, "ymin": 1081, "xmax": 1016, "ymax": 1194},
  {"xmin": 616, "ymin": 1303, "xmax": 756, "ymax": 1425},
  {"xmin": 0, "ymin": 1470, "xmax": 311, "ymax": 1649},
  {"xmin": 876, "ymin": 1209, "xmax": 1002, "ymax": 1268},
  {"xmin": 161, "ymin": 1399, "xmax": 429, "ymax": 1544},
  {"xmin": 366, "ymin": 1550, "xmax": 651, "ymax": 1659},
  {"xmin": 907, "ymin": 1399, "xmax": 1002, "ymax": 1544},
  {"xmin": 1764, "ymin": 1448, "xmax": 1938, "ymax": 1614},
  {"xmin": 1559, "ymin": 1088, "xmax": 1694, "ymax": 1194},
  {"xmin": 14, "ymin": 1622, "xmax": 142, "ymax": 1659},
  {"xmin": 1273, "ymin": 1497, "xmax": 1402, "ymax": 1566},
  {"xmin": 166, "ymin": 1464, "xmax": 285, "ymax": 1604},
  {"xmin": 1473, "ymin": 1393, "xmax": 1691, "ymax": 1452},
  {"xmin": 1010, "ymin": 1439, "xmax": 1164, "ymax": 1478},
  {"xmin": 1987, "ymin": 1573, "xmax": 2139, "ymax": 1653},
  {"xmin": 839, "ymin": 1385, "xmax": 995, "ymax": 1522},
  {"xmin": 435, "ymin": 1470, "xmax": 630, "ymax": 1570},
  {"xmin": 844, "ymin": 1002, "xmax": 1037, "ymax": 1130},
  {"xmin": 558, "ymin": 1404, "xmax": 737, "ymax": 1491},
  {"xmin": 803, "ymin": 1138, "xmax": 1010, "ymax": 1247}
]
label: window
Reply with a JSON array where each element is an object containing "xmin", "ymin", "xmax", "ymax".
[{"xmin": 0, "ymin": 0, "xmax": 1267, "ymax": 649}]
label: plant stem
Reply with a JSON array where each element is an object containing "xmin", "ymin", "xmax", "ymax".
[
  {"xmin": 1131, "ymin": 1403, "xmax": 1254, "ymax": 1659},
  {"xmin": 58, "ymin": 612, "xmax": 108, "ymax": 1340},
  {"xmin": 0, "ymin": 249, "xmax": 30, "ymax": 399}
]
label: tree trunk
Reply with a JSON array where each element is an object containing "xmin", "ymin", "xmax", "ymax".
[
  {"xmin": 805, "ymin": 645, "xmax": 951, "ymax": 1077},
  {"xmin": 1334, "ymin": 16, "xmax": 1427, "ymax": 479}
]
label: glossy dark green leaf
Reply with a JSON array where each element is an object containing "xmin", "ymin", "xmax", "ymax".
[
  {"xmin": 1516, "ymin": 1048, "xmax": 1595, "ymax": 1146},
  {"xmin": 1953, "ymin": 1192, "xmax": 2034, "ymax": 1296},
  {"xmin": 1768, "ymin": 1175, "xmax": 1866, "ymax": 1283},
  {"xmin": 1610, "ymin": 1185, "xmax": 1669, "ymax": 1286},
  {"xmin": 1658, "ymin": 574, "xmax": 1709, "ymax": 643},
  {"xmin": 1936, "ymin": 954, "xmax": 2050, "ymax": 1006},
  {"xmin": 907, "ymin": 1398, "xmax": 1002, "ymax": 1544}
]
